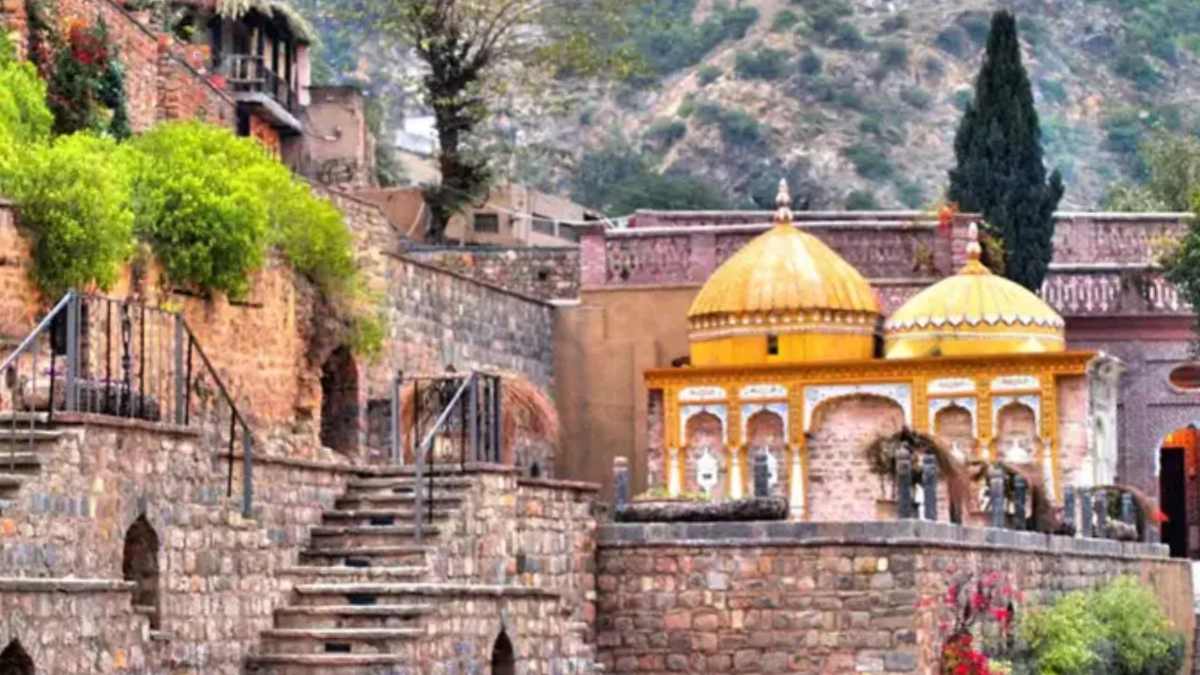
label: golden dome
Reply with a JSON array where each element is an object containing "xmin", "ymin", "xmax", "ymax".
[
  {"xmin": 884, "ymin": 224, "xmax": 1065, "ymax": 359},
  {"xmin": 687, "ymin": 180, "xmax": 880, "ymax": 366}
]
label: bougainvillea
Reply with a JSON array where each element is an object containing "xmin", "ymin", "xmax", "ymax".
[{"xmin": 931, "ymin": 570, "xmax": 1020, "ymax": 675}]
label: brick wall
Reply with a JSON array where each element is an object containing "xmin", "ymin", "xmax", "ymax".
[
  {"xmin": 403, "ymin": 246, "xmax": 582, "ymax": 301},
  {"xmin": 0, "ymin": 202, "xmax": 40, "ymax": 344},
  {"xmin": 595, "ymin": 521, "xmax": 1194, "ymax": 673}
]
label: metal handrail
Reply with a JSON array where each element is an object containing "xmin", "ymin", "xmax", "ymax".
[
  {"xmin": 0, "ymin": 293, "xmax": 73, "ymax": 375},
  {"xmin": 412, "ymin": 372, "xmax": 477, "ymax": 543}
]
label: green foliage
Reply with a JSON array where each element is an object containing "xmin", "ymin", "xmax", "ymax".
[
  {"xmin": 1018, "ymin": 592, "xmax": 1103, "ymax": 674},
  {"xmin": 804, "ymin": 2, "xmax": 852, "ymax": 34},
  {"xmin": 922, "ymin": 55, "xmax": 946, "ymax": 81},
  {"xmin": 1037, "ymin": 78, "xmax": 1067, "ymax": 105},
  {"xmin": 935, "ymin": 26, "xmax": 971, "ymax": 58},
  {"xmin": 896, "ymin": 180, "xmax": 925, "ymax": 208},
  {"xmin": 734, "ymin": 48, "xmax": 788, "ymax": 80},
  {"xmin": 899, "ymin": 86, "xmax": 932, "ymax": 110},
  {"xmin": 0, "ymin": 34, "xmax": 52, "ymax": 148},
  {"xmin": 1114, "ymin": 51, "xmax": 1163, "ymax": 91},
  {"xmin": 365, "ymin": 95, "xmax": 406, "ymax": 188},
  {"xmin": 830, "ymin": 21, "xmax": 867, "ymax": 49},
  {"xmin": 878, "ymin": 41, "xmax": 909, "ymax": 70},
  {"xmin": 798, "ymin": 50, "xmax": 823, "ymax": 75},
  {"xmin": 956, "ymin": 11, "xmax": 991, "ymax": 44},
  {"xmin": 880, "ymin": 13, "xmax": 909, "ymax": 34},
  {"xmin": 0, "ymin": 133, "xmax": 135, "ymax": 298},
  {"xmin": 948, "ymin": 10, "xmax": 1063, "ymax": 292},
  {"xmin": 571, "ymin": 139, "xmax": 729, "ymax": 214},
  {"xmin": 694, "ymin": 102, "xmax": 763, "ymax": 148},
  {"xmin": 626, "ymin": 0, "xmax": 760, "ymax": 78},
  {"xmin": 843, "ymin": 142, "xmax": 895, "ymax": 180},
  {"xmin": 845, "ymin": 189, "xmax": 880, "ymax": 210},
  {"xmin": 645, "ymin": 118, "xmax": 687, "ymax": 148},
  {"xmin": 1114, "ymin": 133, "xmax": 1200, "ymax": 211},
  {"xmin": 697, "ymin": 64, "xmax": 722, "ymax": 85},
  {"xmin": 771, "ymin": 9, "xmax": 799, "ymax": 33}
]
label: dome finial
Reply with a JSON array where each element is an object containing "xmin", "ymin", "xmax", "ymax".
[
  {"xmin": 774, "ymin": 178, "xmax": 793, "ymax": 226},
  {"xmin": 966, "ymin": 222, "xmax": 982, "ymax": 262}
]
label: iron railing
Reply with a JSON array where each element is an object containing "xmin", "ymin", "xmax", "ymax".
[
  {"xmin": 222, "ymin": 54, "xmax": 297, "ymax": 112},
  {"xmin": 0, "ymin": 292, "xmax": 256, "ymax": 516},
  {"xmin": 394, "ymin": 371, "xmax": 503, "ymax": 542}
]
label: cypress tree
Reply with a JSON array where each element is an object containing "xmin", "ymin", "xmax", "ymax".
[{"xmin": 948, "ymin": 10, "xmax": 1064, "ymax": 292}]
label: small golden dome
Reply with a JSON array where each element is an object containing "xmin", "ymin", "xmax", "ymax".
[
  {"xmin": 687, "ymin": 180, "xmax": 880, "ymax": 366},
  {"xmin": 884, "ymin": 223, "xmax": 1065, "ymax": 359}
]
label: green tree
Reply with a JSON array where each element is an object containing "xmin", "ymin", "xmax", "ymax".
[
  {"xmin": 947, "ymin": 10, "xmax": 1063, "ymax": 291},
  {"xmin": 1104, "ymin": 132, "xmax": 1200, "ymax": 212},
  {"xmin": 342, "ymin": 0, "xmax": 637, "ymax": 239}
]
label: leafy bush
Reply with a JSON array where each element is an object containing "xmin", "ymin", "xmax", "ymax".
[
  {"xmin": 953, "ymin": 89, "xmax": 973, "ymax": 111},
  {"xmin": 735, "ymin": 48, "xmax": 788, "ymax": 80},
  {"xmin": 645, "ymin": 118, "xmax": 687, "ymax": 148},
  {"xmin": 956, "ymin": 11, "xmax": 991, "ymax": 44},
  {"xmin": 900, "ymin": 86, "xmax": 933, "ymax": 110},
  {"xmin": 697, "ymin": 65, "xmax": 722, "ymax": 85},
  {"xmin": 694, "ymin": 102, "xmax": 763, "ymax": 148},
  {"xmin": 923, "ymin": 56, "xmax": 946, "ymax": 81},
  {"xmin": 896, "ymin": 180, "xmax": 925, "ymax": 208},
  {"xmin": 845, "ymin": 189, "xmax": 880, "ymax": 209},
  {"xmin": 807, "ymin": 3, "xmax": 851, "ymax": 34},
  {"xmin": 1019, "ymin": 592, "xmax": 1102, "ymax": 675},
  {"xmin": 570, "ymin": 139, "xmax": 729, "ymax": 214},
  {"xmin": 799, "ymin": 50, "xmax": 823, "ymax": 75},
  {"xmin": 880, "ymin": 13, "xmax": 909, "ymax": 34},
  {"xmin": 0, "ymin": 133, "xmax": 135, "ymax": 297},
  {"xmin": 1114, "ymin": 51, "xmax": 1163, "ymax": 91},
  {"xmin": 842, "ymin": 142, "xmax": 895, "ymax": 180},
  {"xmin": 935, "ymin": 26, "xmax": 971, "ymax": 58},
  {"xmin": 830, "ymin": 21, "xmax": 867, "ymax": 49},
  {"xmin": 623, "ymin": 0, "xmax": 761, "ymax": 78},
  {"xmin": 771, "ymin": 9, "xmax": 800, "ymax": 32},
  {"xmin": 0, "ymin": 36, "xmax": 53, "ymax": 148},
  {"xmin": 878, "ymin": 41, "xmax": 909, "ymax": 70},
  {"xmin": 1038, "ymin": 78, "xmax": 1068, "ymax": 105}
]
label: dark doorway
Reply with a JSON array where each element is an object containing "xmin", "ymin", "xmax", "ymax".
[
  {"xmin": 320, "ymin": 346, "xmax": 359, "ymax": 455},
  {"xmin": 1159, "ymin": 447, "xmax": 1188, "ymax": 558},
  {"xmin": 123, "ymin": 515, "xmax": 161, "ymax": 629},
  {"xmin": 0, "ymin": 639, "xmax": 34, "ymax": 675},
  {"xmin": 491, "ymin": 630, "xmax": 515, "ymax": 675}
]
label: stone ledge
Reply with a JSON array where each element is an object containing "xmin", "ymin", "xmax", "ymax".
[
  {"xmin": 293, "ymin": 582, "xmax": 560, "ymax": 599},
  {"xmin": 518, "ymin": 477, "xmax": 602, "ymax": 493},
  {"xmin": 53, "ymin": 412, "xmax": 200, "ymax": 437},
  {"xmin": 0, "ymin": 577, "xmax": 135, "ymax": 593},
  {"xmin": 597, "ymin": 520, "xmax": 1173, "ymax": 561}
]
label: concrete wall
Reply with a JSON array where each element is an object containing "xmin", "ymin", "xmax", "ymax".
[{"xmin": 596, "ymin": 521, "xmax": 1195, "ymax": 673}]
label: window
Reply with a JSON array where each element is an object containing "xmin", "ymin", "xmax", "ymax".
[
  {"xmin": 474, "ymin": 213, "xmax": 500, "ymax": 233},
  {"xmin": 532, "ymin": 215, "xmax": 556, "ymax": 236},
  {"xmin": 767, "ymin": 334, "xmax": 779, "ymax": 356}
]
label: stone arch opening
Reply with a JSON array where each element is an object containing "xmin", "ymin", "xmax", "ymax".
[
  {"xmin": 807, "ymin": 394, "xmax": 905, "ymax": 521},
  {"xmin": 745, "ymin": 409, "xmax": 785, "ymax": 495},
  {"xmin": 123, "ymin": 515, "xmax": 161, "ymax": 630},
  {"xmin": 996, "ymin": 402, "xmax": 1039, "ymax": 463},
  {"xmin": 320, "ymin": 345, "xmax": 360, "ymax": 456},
  {"xmin": 684, "ymin": 410, "xmax": 726, "ymax": 497},
  {"xmin": 934, "ymin": 404, "xmax": 975, "ymax": 460},
  {"xmin": 491, "ymin": 629, "xmax": 515, "ymax": 675},
  {"xmin": 0, "ymin": 639, "xmax": 33, "ymax": 675}
]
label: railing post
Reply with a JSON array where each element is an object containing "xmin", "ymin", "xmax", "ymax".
[
  {"xmin": 614, "ymin": 457, "xmax": 630, "ymax": 508},
  {"xmin": 64, "ymin": 293, "xmax": 80, "ymax": 412},
  {"xmin": 1012, "ymin": 475, "xmax": 1027, "ymax": 531},
  {"xmin": 1095, "ymin": 491, "xmax": 1108, "ymax": 539},
  {"xmin": 1120, "ymin": 492, "xmax": 1136, "ymax": 526},
  {"xmin": 173, "ymin": 314, "xmax": 186, "ymax": 426},
  {"xmin": 988, "ymin": 465, "xmax": 1005, "ymax": 529},
  {"xmin": 921, "ymin": 453, "xmax": 938, "ymax": 521},
  {"xmin": 390, "ymin": 372, "xmax": 403, "ymax": 464},
  {"xmin": 241, "ymin": 425, "xmax": 253, "ymax": 519},
  {"xmin": 467, "ymin": 374, "xmax": 479, "ymax": 463},
  {"xmin": 753, "ymin": 450, "xmax": 770, "ymax": 498},
  {"xmin": 1080, "ymin": 490, "xmax": 1094, "ymax": 538},
  {"xmin": 895, "ymin": 445, "xmax": 913, "ymax": 519},
  {"xmin": 490, "ymin": 375, "xmax": 502, "ymax": 463},
  {"xmin": 1063, "ymin": 486, "xmax": 1076, "ymax": 535}
]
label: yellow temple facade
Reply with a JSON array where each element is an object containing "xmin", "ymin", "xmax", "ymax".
[{"xmin": 644, "ymin": 182, "xmax": 1103, "ymax": 521}]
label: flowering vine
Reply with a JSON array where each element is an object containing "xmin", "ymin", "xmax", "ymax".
[{"xmin": 927, "ymin": 569, "xmax": 1021, "ymax": 675}]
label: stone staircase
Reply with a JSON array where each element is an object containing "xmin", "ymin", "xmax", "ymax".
[
  {"xmin": 0, "ymin": 418, "xmax": 64, "ymax": 514},
  {"xmin": 245, "ymin": 471, "xmax": 531, "ymax": 673}
]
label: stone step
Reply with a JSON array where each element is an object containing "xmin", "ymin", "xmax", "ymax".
[
  {"xmin": 343, "ymin": 476, "xmax": 474, "ymax": 494},
  {"xmin": 307, "ymin": 525, "xmax": 439, "ymax": 549},
  {"xmin": 260, "ymin": 627, "xmax": 422, "ymax": 655},
  {"xmin": 334, "ymin": 493, "xmax": 464, "ymax": 510},
  {"xmin": 320, "ymin": 508, "xmax": 455, "ymax": 526},
  {"xmin": 0, "ymin": 429, "xmax": 64, "ymax": 444},
  {"xmin": 0, "ymin": 474, "xmax": 25, "ymax": 495},
  {"xmin": 276, "ymin": 566, "xmax": 426, "ymax": 584},
  {"xmin": 298, "ymin": 545, "xmax": 432, "ymax": 567},
  {"xmin": 274, "ymin": 604, "xmax": 432, "ymax": 630},
  {"xmin": 245, "ymin": 652, "xmax": 410, "ymax": 672},
  {"xmin": 290, "ymin": 583, "xmax": 550, "ymax": 607},
  {"xmin": 0, "ymin": 452, "xmax": 44, "ymax": 471}
]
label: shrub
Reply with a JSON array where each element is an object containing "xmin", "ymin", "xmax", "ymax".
[
  {"xmin": 953, "ymin": 89, "xmax": 973, "ymax": 111},
  {"xmin": 807, "ymin": 4, "xmax": 850, "ymax": 34},
  {"xmin": 771, "ymin": 9, "xmax": 800, "ymax": 33},
  {"xmin": 624, "ymin": 0, "xmax": 760, "ymax": 78},
  {"xmin": 1038, "ymin": 77, "xmax": 1067, "ymax": 105},
  {"xmin": 923, "ymin": 55, "xmax": 946, "ymax": 81},
  {"xmin": 697, "ymin": 64, "xmax": 722, "ymax": 85},
  {"xmin": 0, "ymin": 133, "xmax": 135, "ymax": 297},
  {"xmin": 845, "ymin": 189, "xmax": 880, "ymax": 209},
  {"xmin": 1114, "ymin": 52, "xmax": 1163, "ymax": 91},
  {"xmin": 956, "ymin": 11, "xmax": 991, "ymax": 44},
  {"xmin": 830, "ymin": 21, "xmax": 867, "ymax": 49},
  {"xmin": 0, "ymin": 36, "xmax": 53, "ymax": 148},
  {"xmin": 880, "ymin": 13, "xmax": 908, "ymax": 34},
  {"xmin": 899, "ymin": 86, "xmax": 933, "ymax": 110},
  {"xmin": 842, "ymin": 142, "xmax": 895, "ymax": 180},
  {"xmin": 878, "ymin": 40, "xmax": 909, "ymax": 70},
  {"xmin": 735, "ymin": 48, "xmax": 788, "ymax": 80},
  {"xmin": 798, "ymin": 50, "xmax": 823, "ymax": 75},
  {"xmin": 896, "ymin": 180, "xmax": 925, "ymax": 208},
  {"xmin": 694, "ymin": 102, "xmax": 763, "ymax": 148},
  {"xmin": 1019, "ymin": 592, "xmax": 1103, "ymax": 674},
  {"xmin": 645, "ymin": 118, "xmax": 688, "ymax": 148},
  {"xmin": 935, "ymin": 26, "xmax": 971, "ymax": 58}
]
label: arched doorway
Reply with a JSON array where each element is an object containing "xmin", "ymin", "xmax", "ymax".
[
  {"xmin": 1158, "ymin": 426, "xmax": 1197, "ymax": 558},
  {"xmin": 320, "ymin": 346, "xmax": 359, "ymax": 455},
  {"xmin": 745, "ymin": 409, "xmax": 785, "ymax": 496},
  {"xmin": 0, "ymin": 640, "xmax": 33, "ymax": 675},
  {"xmin": 491, "ymin": 630, "xmax": 515, "ymax": 675},
  {"xmin": 123, "ymin": 515, "xmax": 161, "ymax": 630},
  {"xmin": 807, "ymin": 394, "xmax": 905, "ymax": 521},
  {"xmin": 684, "ymin": 411, "xmax": 725, "ymax": 498},
  {"xmin": 995, "ymin": 402, "xmax": 1039, "ymax": 463},
  {"xmin": 934, "ymin": 404, "xmax": 975, "ymax": 461}
]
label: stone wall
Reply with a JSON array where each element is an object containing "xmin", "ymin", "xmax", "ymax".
[
  {"xmin": 0, "ymin": 201, "xmax": 39, "ymax": 346},
  {"xmin": 0, "ymin": 417, "xmax": 354, "ymax": 674},
  {"xmin": 595, "ymin": 521, "xmax": 1194, "ymax": 673},
  {"xmin": 403, "ymin": 246, "xmax": 582, "ymax": 301}
]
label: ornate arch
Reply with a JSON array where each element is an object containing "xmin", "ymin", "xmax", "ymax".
[{"xmin": 803, "ymin": 383, "xmax": 912, "ymax": 430}]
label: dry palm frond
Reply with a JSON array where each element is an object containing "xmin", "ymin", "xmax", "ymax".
[
  {"xmin": 1090, "ymin": 483, "xmax": 1166, "ymax": 539},
  {"xmin": 215, "ymin": 0, "xmax": 317, "ymax": 42},
  {"xmin": 863, "ymin": 427, "xmax": 973, "ymax": 524}
]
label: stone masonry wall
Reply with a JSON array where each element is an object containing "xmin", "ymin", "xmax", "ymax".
[
  {"xmin": 596, "ymin": 521, "xmax": 1194, "ymax": 674},
  {"xmin": 403, "ymin": 246, "xmax": 582, "ymax": 301},
  {"xmin": 0, "ymin": 418, "xmax": 353, "ymax": 674}
]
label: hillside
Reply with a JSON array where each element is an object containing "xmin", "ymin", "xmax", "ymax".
[{"xmin": 302, "ymin": 0, "xmax": 1200, "ymax": 213}]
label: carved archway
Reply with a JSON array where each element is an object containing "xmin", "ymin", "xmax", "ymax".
[
  {"xmin": 684, "ymin": 410, "xmax": 726, "ymax": 498},
  {"xmin": 995, "ymin": 401, "xmax": 1040, "ymax": 463},
  {"xmin": 320, "ymin": 345, "xmax": 360, "ymax": 456},
  {"xmin": 491, "ymin": 630, "xmax": 515, "ymax": 675},
  {"xmin": 0, "ymin": 640, "xmax": 33, "ymax": 675},
  {"xmin": 123, "ymin": 515, "xmax": 161, "ymax": 630},
  {"xmin": 745, "ymin": 409, "xmax": 785, "ymax": 495},
  {"xmin": 807, "ymin": 394, "xmax": 905, "ymax": 521},
  {"xmin": 934, "ymin": 404, "xmax": 976, "ymax": 460}
]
